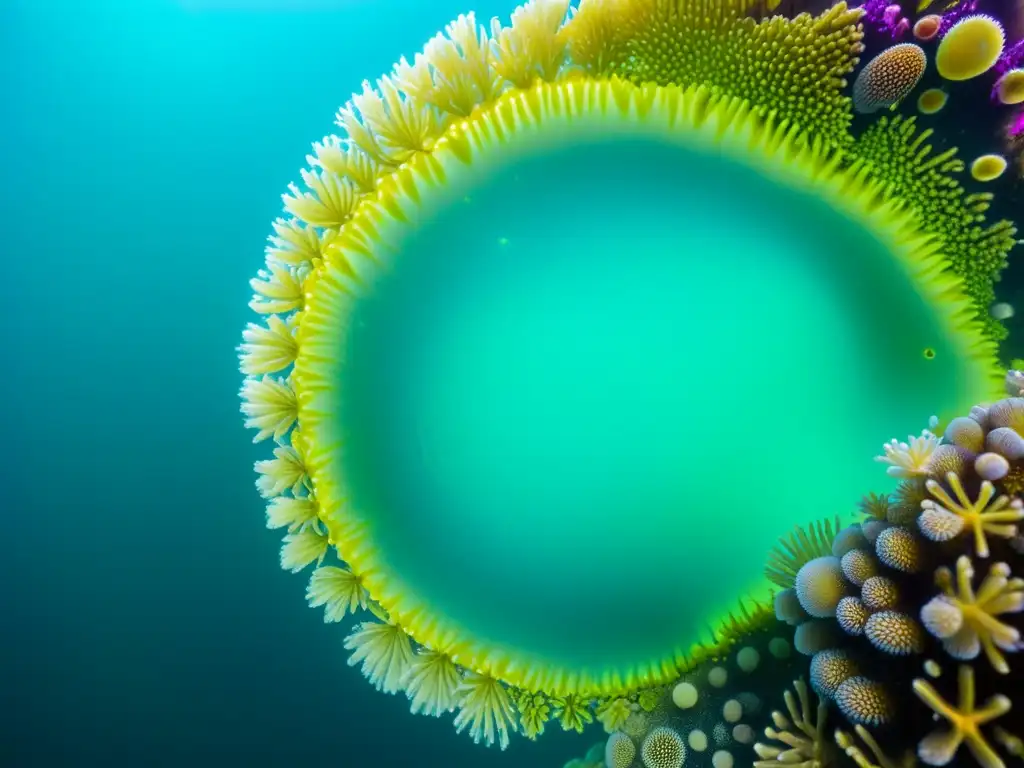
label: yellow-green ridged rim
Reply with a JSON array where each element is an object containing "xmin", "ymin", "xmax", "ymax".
[{"xmin": 294, "ymin": 76, "xmax": 1003, "ymax": 698}]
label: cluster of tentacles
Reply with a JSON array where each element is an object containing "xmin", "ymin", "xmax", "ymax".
[
  {"xmin": 237, "ymin": 0, "xmax": 1021, "ymax": 756},
  {"xmin": 762, "ymin": 374, "xmax": 1024, "ymax": 768}
]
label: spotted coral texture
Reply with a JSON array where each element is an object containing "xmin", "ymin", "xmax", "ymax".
[
  {"xmin": 849, "ymin": 115, "xmax": 1018, "ymax": 341},
  {"xmin": 852, "ymin": 43, "xmax": 927, "ymax": 114},
  {"xmin": 642, "ymin": 726, "xmax": 686, "ymax": 768},
  {"xmin": 810, "ymin": 648, "xmax": 859, "ymax": 697},
  {"xmin": 835, "ymin": 676, "xmax": 892, "ymax": 727},
  {"xmin": 863, "ymin": 610, "xmax": 924, "ymax": 655},
  {"xmin": 564, "ymin": 0, "xmax": 865, "ymax": 149},
  {"xmin": 606, "ymin": 731, "xmax": 637, "ymax": 768}
]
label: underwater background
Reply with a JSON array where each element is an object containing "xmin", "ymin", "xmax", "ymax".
[
  {"xmin": 2, "ymin": 0, "xmax": 583, "ymax": 764},
  {"xmin": 5, "ymin": 0, "xmax": 1024, "ymax": 766}
]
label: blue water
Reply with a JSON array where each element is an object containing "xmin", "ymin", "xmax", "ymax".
[{"xmin": 2, "ymin": 0, "xmax": 586, "ymax": 764}]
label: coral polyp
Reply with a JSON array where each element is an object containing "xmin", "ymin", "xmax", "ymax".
[
  {"xmin": 936, "ymin": 14, "xmax": 1006, "ymax": 81},
  {"xmin": 239, "ymin": 0, "xmax": 1020, "ymax": 755}
]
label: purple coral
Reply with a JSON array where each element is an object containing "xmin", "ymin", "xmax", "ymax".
[
  {"xmin": 991, "ymin": 40, "xmax": 1024, "ymax": 103},
  {"xmin": 937, "ymin": 0, "xmax": 979, "ymax": 38},
  {"xmin": 1009, "ymin": 110, "xmax": 1024, "ymax": 139},
  {"xmin": 861, "ymin": 0, "xmax": 910, "ymax": 38}
]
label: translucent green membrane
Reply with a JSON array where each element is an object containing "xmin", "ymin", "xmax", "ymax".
[{"xmin": 335, "ymin": 131, "xmax": 968, "ymax": 678}]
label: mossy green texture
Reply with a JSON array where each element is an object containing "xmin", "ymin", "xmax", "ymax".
[
  {"xmin": 850, "ymin": 115, "xmax": 1019, "ymax": 342},
  {"xmin": 566, "ymin": 0, "xmax": 865, "ymax": 149}
]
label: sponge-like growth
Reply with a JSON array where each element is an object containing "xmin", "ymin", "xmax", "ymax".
[
  {"xmin": 564, "ymin": 0, "xmax": 865, "ymax": 148},
  {"xmin": 850, "ymin": 115, "xmax": 1018, "ymax": 341}
]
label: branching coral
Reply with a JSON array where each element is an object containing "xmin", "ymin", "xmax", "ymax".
[
  {"xmin": 770, "ymin": 392, "xmax": 1024, "ymax": 768},
  {"xmin": 343, "ymin": 620, "xmax": 415, "ymax": 694},
  {"xmin": 453, "ymin": 672, "xmax": 519, "ymax": 749},
  {"xmin": 921, "ymin": 473, "xmax": 1024, "ymax": 558},
  {"xmin": 921, "ymin": 556, "xmax": 1024, "ymax": 673},
  {"xmin": 913, "ymin": 665, "xmax": 1011, "ymax": 767},
  {"xmin": 753, "ymin": 678, "xmax": 831, "ymax": 767},
  {"xmin": 514, "ymin": 689, "xmax": 552, "ymax": 738}
]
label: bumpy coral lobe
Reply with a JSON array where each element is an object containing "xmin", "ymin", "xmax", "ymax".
[
  {"xmin": 569, "ymin": 0, "xmax": 865, "ymax": 148},
  {"xmin": 789, "ymin": 396, "xmax": 1024, "ymax": 766},
  {"xmin": 852, "ymin": 43, "xmax": 927, "ymax": 114},
  {"xmin": 851, "ymin": 115, "xmax": 1018, "ymax": 341}
]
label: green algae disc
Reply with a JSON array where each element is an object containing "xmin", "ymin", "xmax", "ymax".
[{"xmin": 295, "ymin": 79, "xmax": 999, "ymax": 697}]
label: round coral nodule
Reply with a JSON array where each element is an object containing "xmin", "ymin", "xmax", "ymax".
[
  {"xmin": 735, "ymin": 646, "xmax": 760, "ymax": 673},
  {"xmin": 672, "ymin": 681, "xmax": 699, "ymax": 710},
  {"xmin": 913, "ymin": 14, "xmax": 942, "ymax": 41},
  {"xmin": 864, "ymin": 610, "xmax": 925, "ymax": 655},
  {"xmin": 916, "ymin": 88, "xmax": 948, "ymax": 115},
  {"xmin": 642, "ymin": 726, "xmax": 686, "ymax": 768},
  {"xmin": 971, "ymin": 153, "xmax": 1009, "ymax": 182},
  {"xmin": 944, "ymin": 415, "xmax": 985, "ymax": 453},
  {"xmin": 796, "ymin": 556, "xmax": 850, "ymax": 617},
  {"xmin": 936, "ymin": 14, "xmax": 1006, "ymax": 81},
  {"xmin": 795, "ymin": 619, "xmax": 840, "ymax": 656},
  {"xmin": 853, "ymin": 43, "xmax": 927, "ymax": 114},
  {"xmin": 875, "ymin": 526, "xmax": 922, "ymax": 573},
  {"xmin": 833, "ymin": 524, "xmax": 870, "ymax": 557},
  {"xmin": 774, "ymin": 587, "xmax": 808, "ymax": 625},
  {"xmin": 976, "ymin": 451, "xmax": 1011, "ymax": 481},
  {"xmin": 861, "ymin": 575, "xmax": 901, "ymax": 611},
  {"xmin": 987, "ymin": 425, "xmax": 1024, "ymax": 459},
  {"xmin": 920, "ymin": 594, "xmax": 964, "ymax": 639},
  {"xmin": 862, "ymin": 518, "xmax": 889, "ymax": 544},
  {"xmin": 996, "ymin": 69, "xmax": 1024, "ymax": 105},
  {"xmin": 834, "ymin": 676, "xmax": 893, "ymax": 727},
  {"xmin": 836, "ymin": 596, "xmax": 871, "ymax": 636},
  {"xmin": 928, "ymin": 444, "xmax": 972, "ymax": 479},
  {"xmin": 809, "ymin": 648, "xmax": 860, "ymax": 698},
  {"xmin": 606, "ymin": 732, "xmax": 636, "ymax": 768},
  {"xmin": 840, "ymin": 548, "xmax": 878, "ymax": 586},
  {"xmin": 988, "ymin": 398, "xmax": 1024, "ymax": 433}
]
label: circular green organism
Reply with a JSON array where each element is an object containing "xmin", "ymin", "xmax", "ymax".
[
  {"xmin": 294, "ymin": 78, "xmax": 998, "ymax": 698},
  {"xmin": 238, "ymin": 0, "xmax": 1014, "ymax": 751}
]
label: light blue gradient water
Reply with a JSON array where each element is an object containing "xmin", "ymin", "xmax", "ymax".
[{"xmin": 3, "ymin": 1, "xmax": 587, "ymax": 765}]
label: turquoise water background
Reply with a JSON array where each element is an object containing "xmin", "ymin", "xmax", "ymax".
[{"xmin": 2, "ymin": 0, "xmax": 587, "ymax": 764}]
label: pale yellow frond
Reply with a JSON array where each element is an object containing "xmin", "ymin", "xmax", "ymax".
[
  {"xmin": 417, "ymin": 13, "xmax": 502, "ymax": 116},
  {"xmin": 307, "ymin": 135, "xmax": 380, "ymax": 193},
  {"xmin": 239, "ymin": 375, "xmax": 297, "ymax": 442},
  {"xmin": 248, "ymin": 262, "xmax": 303, "ymax": 315},
  {"xmin": 238, "ymin": 315, "xmax": 297, "ymax": 376},
  {"xmin": 265, "ymin": 496, "xmax": 318, "ymax": 532},
  {"xmin": 337, "ymin": 76, "xmax": 442, "ymax": 166},
  {"xmin": 561, "ymin": 0, "xmax": 631, "ymax": 73},
  {"xmin": 282, "ymin": 169, "xmax": 357, "ymax": 229},
  {"xmin": 404, "ymin": 649, "xmax": 462, "ymax": 717},
  {"xmin": 490, "ymin": 0, "xmax": 571, "ymax": 88},
  {"xmin": 344, "ymin": 621, "xmax": 415, "ymax": 694},
  {"xmin": 280, "ymin": 527, "xmax": 328, "ymax": 573},
  {"xmin": 306, "ymin": 565, "xmax": 368, "ymax": 622},
  {"xmin": 254, "ymin": 436, "xmax": 308, "ymax": 498},
  {"xmin": 265, "ymin": 218, "xmax": 327, "ymax": 269},
  {"xmin": 596, "ymin": 696, "xmax": 632, "ymax": 733},
  {"xmin": 453, "ymin": 672, "xmax": 518, "ymax": 750}
]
